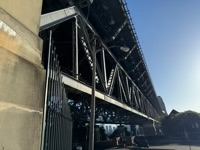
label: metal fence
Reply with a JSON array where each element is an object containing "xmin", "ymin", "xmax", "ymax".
[{"xmin": 41, "ymin": 30, "xmax": 72, "ymax": 150}]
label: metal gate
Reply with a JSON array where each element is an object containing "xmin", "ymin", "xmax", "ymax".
[{"xmin": 41, "ymin": 30, "xmax": 72, "ymax": 150}]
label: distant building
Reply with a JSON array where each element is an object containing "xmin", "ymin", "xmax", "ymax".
[
  {"xmin": 157, "ymin": 96, "xmax": 168, "ymax": 116},
  {"xmin": 169, "ymin": 109, "xmax": 179, "ymax": 117},
  {"xmin": 163, "ymin": 110, "xmax": 200, "ymax": 139}
]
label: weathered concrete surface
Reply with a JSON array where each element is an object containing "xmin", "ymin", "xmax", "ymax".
[
  {"xmin": 0, "ymin": 47, "xmax": 45, "ymax": 110},
  {"xmin": 0, "ymin": 4, "xmax": 45, "ymax": 150},
  {"xmin": 0, "ymin": 47, "xmax": 46, "ymax": 150},
  {"xmin": 0, "ymin": 103, "xmax": 43, "ymax": 150},
  {"xmin": 0, "ymin": 0, "xmax": 42, "ymax": 35},
  {"xmin": 0, "ymin": 9, "xmax": 43, "ymax": 66}
]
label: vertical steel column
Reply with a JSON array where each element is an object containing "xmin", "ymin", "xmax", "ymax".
[
  {"xmin": 108, "ymin": 65, "xmax": 118, "ymax": 96},
  {"xmin": 72, "ymin": 17, "xmax": 79, "ymax": 79},
  {"xmin": 132, "ymin": 86, "xmax": 139, "ymax": 109},
  {"xmin": 41, "ymin": 30, "xmax": 52, "ymax": 150},
  {"xmin": 88, "ymin": 37, "xmax": 96, "ymax": 150},
  {"xmin": 101, "ymin": 48, "xmax": 108, "ymax": 89},
  {"xmin": 126, "ymin": 76, "xmax": 131, "ymax": 103},
  {"xmin": 118, "ymin": 70, "xmax": 128, "ymax": 102},
  {"xmin": 75, "ymin": 16, "xmax": 79, "ymax": 80}
]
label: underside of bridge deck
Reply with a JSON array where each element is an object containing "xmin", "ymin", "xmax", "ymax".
[
  {"xmin": 39, "ymin": 0, "xmax": 167, "ymax": 137},
  {"xmin": 39, "ymin": 0, "xmax": 166, "ymax": 149},
  {"xmin": 41, "ymin": 0, "xmax": 164, "ymax": 117},
  {"xmin": 40, "ymin": 6, "xmax": 163, "ymax": 122}
]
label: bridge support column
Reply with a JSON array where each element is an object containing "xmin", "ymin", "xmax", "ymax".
[
  {"xmin": 0, "ymin": 1, "xmax": 44, "ymax": 150},
  {"xmin": 142, "ymin": 121, "xmax": 159, "ymax": 136}
]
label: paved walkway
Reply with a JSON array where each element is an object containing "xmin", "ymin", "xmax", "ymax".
[
  {"xmin": 150, "ymin": 144, "xmax": 200, "ymax": 150},
  {"xmin": 105, "ymin": 144, "xmax": 200, "ymax": 150}
]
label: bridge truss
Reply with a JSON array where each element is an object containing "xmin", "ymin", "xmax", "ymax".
[
  {"xmin": 39, "ymin": 0, "xmax": 165, "ymax": 148},
  {"xmin": 40, "ymin": 4, "xmax": 162, "ymax": 121}
]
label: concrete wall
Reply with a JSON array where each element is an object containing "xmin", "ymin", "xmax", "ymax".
[
  {"xmin": 0, "ymin": 1, "xmax": 44, "ymax": 149},
  {"xmin": 0, "ymin": 0, "xmax": 42, "ymax": 35},
  {"xmin": 0, "ymin": 48, "xmax": 45, "ymax": 150}
]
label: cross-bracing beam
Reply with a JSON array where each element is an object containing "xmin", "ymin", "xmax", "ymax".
[{"xmin": 40, "ymin": 6, "xmax": 160, "ymax": 120}]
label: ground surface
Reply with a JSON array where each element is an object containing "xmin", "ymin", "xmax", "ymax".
[
  {"xmin": 149, "ymin": 144, "xmax": 199, "ymax": 150},
  {"xmin": 105, "ymin": 144, "xmax": 200, "ymax": 150}
]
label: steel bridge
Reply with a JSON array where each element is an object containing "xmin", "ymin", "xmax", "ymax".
[
  {"xmin": 0, "ymin": 0, "xmax": 168, "ymax": 150},
  {"xmin": 39, "ymin": 0, "xmax": 165, "ymax": 148},
  {"xmin": 40, "ymin": 0, "xmax": 164, "ymax": 124}
]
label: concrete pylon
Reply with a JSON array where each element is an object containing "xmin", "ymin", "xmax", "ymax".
[{"xmin": 0, "ymin": 1, "xmax": 44, "ymax": 150}]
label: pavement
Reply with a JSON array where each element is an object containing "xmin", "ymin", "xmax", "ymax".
[
  {"xmin": 149, "ymin": 144, "xmax": 200, "ymax": 150},
  {"xmin": 105, "ymin": 144, "xmax": 200, "ymax": 150}
]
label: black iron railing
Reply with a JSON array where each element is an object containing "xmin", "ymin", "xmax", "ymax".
[{"xmin": 41, "ymin": 30, "xmax": 72, "ymax": 150}]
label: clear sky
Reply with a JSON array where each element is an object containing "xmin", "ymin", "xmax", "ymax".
[{"xmin": 126, "ymin": 0, "xmax": 200, "ymax": 113}]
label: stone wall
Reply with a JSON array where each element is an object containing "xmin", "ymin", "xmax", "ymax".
[
  {"xmin": 0, "ymin": 0, "xmax": 42, "ymax": 35},
  {"xmin": 0, "ymin": 2, "xmax": 44, "ymax": 149}
]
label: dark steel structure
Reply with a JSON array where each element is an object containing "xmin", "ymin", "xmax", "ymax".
[
  {"xmin": 41, "ymin": 31, "xmax": 72, "ymax": 150},
  {"xmin": 39, "ymin": 0, "xmax": 165, "ymax": 149}
]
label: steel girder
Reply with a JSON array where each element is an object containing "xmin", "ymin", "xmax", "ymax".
[
  {"xmin": 68, "ymin": 95, "xmax": 150, "ymax": 125},
  {"xmin": 40, "ymin": 6, "xmax": 160, "ymax": 122}
]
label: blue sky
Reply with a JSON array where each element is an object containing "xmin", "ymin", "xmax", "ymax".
[{"xmin": 126, "ymin": 0, "xmax": 200, "ymax": 113}]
